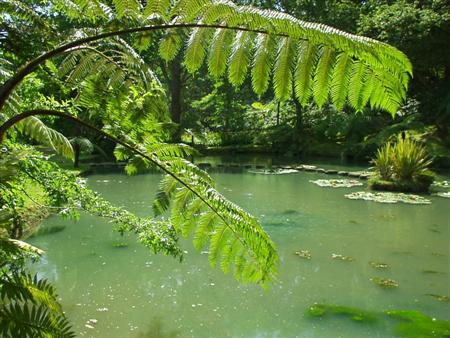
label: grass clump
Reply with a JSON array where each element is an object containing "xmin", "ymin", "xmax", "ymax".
[{"xmin": 370, "ymin": 134, "xmax": 434, "ymax": 192}]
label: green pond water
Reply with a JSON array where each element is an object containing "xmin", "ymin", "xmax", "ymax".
[{"xmin": 30, "ymin": 168, "xmax": 450, "ymax": 338}]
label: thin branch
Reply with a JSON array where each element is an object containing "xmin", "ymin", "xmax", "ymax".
[{"xmin": 0, "ymin": 109, "xmax": 248, "ymax": 253}]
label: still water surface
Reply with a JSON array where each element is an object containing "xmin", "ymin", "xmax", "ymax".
[{"xmin": 30, "ymin": 168, "xmax": 450, "ymax": 337}]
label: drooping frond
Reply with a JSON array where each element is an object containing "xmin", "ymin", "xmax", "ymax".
[
  {"xmin": 273, "ymin": 37, "xmax": 295, "ymax": 101},
  {"xmin": 15, "ymin": 117, "xmax": 74, "ymax": 160},
  {"xmin": 348, "ymin": 61, "xmax": 369, "ymax": 111},
  {"xmin": 184, "ymin": 26, "xmax": 212, "ymax": 73},
  {"xmin": 294, "ymin": 41, "xmax": 319, "ymax": 105},
  {"xmin": 0, "ymin": 271, "xmax": 75, "ymax": 338},
  {"xmin": 208, "ymin": 28, "xmax": 232, "ymax": 79},
  {"xmin": 112, "ymin": 0, "xmax": 141, "ymax": 19},
  {"xmin": 313, "ymin": 46, "xmax": 334, "ymax": 108},
  {"xmin": 252, "ymin": 34, "xmax": 275, "ymax": 95},
  {"xmin": 159, "ymin": 32, "xmax": 183, "ymax": 62},
  {"xmin": 160, "ymin": 0, "xmax": 412, "ymax": 114},
  {"xmin": 148, "ymin": 152, "xmax": 278, "ymax": 285},
  {"xmin": 228, "ymin": 31, "xmax": 253, "ymax": 86},
  {"xmin": 330, "ymin": 52, "xmax": 352, "ymax": 111}
]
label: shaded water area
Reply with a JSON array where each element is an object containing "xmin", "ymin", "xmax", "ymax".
[{"xmin": 30, "ymin": 163, "xmax": 450, "ymax": 337}]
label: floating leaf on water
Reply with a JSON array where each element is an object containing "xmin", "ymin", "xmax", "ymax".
[
  {"xmin": 309, "ymin": 179, "xmax": 363, "ymax": 188},
  {"xmin": 425, "ymin": 294, "xmax": 450, "ymax": 302},
  {"xmin": 345, "ymin": 192, "xmax": 431, "ymax": 205},
  {"xmin": 370, "ymin": 277, "xmax": 399, "ymax": 288},
  {"xmin": 370, "ymin": 262, "xmax": 389, "ymax": 269},
  {"xmin": 331, "ymin": 253, "xmax": 354, "ymax": 262},
  {"xmin": 294, "ymin": 250, "xmax": 311, "ymax": 260}
]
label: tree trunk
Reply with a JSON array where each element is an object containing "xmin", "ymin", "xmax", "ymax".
[{"xmin": 74, "ymin": 143, "xmax": 80, "ymax": 168}]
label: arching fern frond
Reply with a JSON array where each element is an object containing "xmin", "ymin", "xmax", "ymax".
[
  {"xmin": 273, "ymin": 37, "xmax": 295, "ymax": 101},
  {"xmin": 228, "ymin": 31, "xmax": 253, "ymax": 87},
  {"xmin": 149, "ymin": 155, "xmax": 278, "ymax": 285},
  {"xmin": 15, "ymin": 117, "xmax": 74, "ymax": 160},
  {"xmin": 313, "ymin": 46, "xmax": 334, "ymax": 108},
  {"xmin": 208, "ymin": 28, "xmax": 232, "ymax": 80},
  {"xmin": 252, "ymin": 34, "xmax": 275, "ymax": 95}
]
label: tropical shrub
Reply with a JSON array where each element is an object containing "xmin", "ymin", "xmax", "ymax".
[{"xmin": 370, "ymin": 134, "xmax": 434, "ymax": 192}]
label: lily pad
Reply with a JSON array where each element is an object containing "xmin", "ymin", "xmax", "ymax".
[
  {"xmin": 309, "ymin": 179, "xmax": 363, "ymax": 188},
  {"xmin": 370, "ymin": 261, "xmax": 389, "ymax": 269},
  {"xmin": 294, "ymin": 250, "xmax": 311, "ymax": 259},
  {"xmin": 425, "ymin": 294, "xmax": 450, "ymax": 302},
  {"xmin": 331, "ymin": 253, "xmax": 354, "ymax": 262},
  {"xmin": 345, "ymin": 192, "xmax": 431, "ymax": 205},
  {"xmin": 370, "ymin": 277, "xmax": 399, "ymax": 288}
]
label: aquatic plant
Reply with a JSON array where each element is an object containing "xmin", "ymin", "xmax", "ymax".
[
  {"xmin": 307, "ymin": 304, "xmax": 450, "ymax": 338},
  {"xmin": 309, "ymin": 179, "xmax": 363, "ymax": 188},
  {"xmin": 294, "ymin": 250, "xmax": 311, "ymax": 259},
  {"xmin": 331, "ymin": 253, "xmax": 355, "ymax": 262},
  {"xmin": 370, "ymin": 261, "xmax": 389, "ymax": 269},
  {"xmin": 370, "ymin": 135, "xmax": 434, "ymax": 192},
  {"xmin": 370, "ymin": 277, "xmax": 399, "ymax": 288},
  {"xmin": 307, "ymin": 304, "xmax": 378, "ymax": 323},
  {"xmin": 345, "ymin": 191, "xmax": 431, "ymax": 204}
]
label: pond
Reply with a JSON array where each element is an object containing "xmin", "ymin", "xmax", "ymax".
[{"xmin": 30, "ymin": 164, "xmax": 450, "ymax": 337}]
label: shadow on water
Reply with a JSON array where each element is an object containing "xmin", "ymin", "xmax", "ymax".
[{"xmin": 135, "ymin": 317, "xmax": 180, "ymax": 338}]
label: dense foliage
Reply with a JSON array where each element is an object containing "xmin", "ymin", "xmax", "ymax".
[{"xmin": 0, "ymin": 0, "xmax": 436, "ymax": 335}]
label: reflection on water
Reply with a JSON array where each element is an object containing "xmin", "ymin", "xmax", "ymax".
[{"xmin": 30, "ymin": 169, "xmax": 450, "ymax": 337}]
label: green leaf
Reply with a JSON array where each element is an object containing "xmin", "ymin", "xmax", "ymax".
[
  {"xmin": 273, "ymin": 37, "xmax": 295, "ymax": 101},
  {"xmin": 294, "ymin": 41, "xmax": 318, "ymax": 105},
  {"xmin": 228, "ymin": 31, "xmax": 253, "ymax": 86},
  {"xmin": 252, "ymin": 34, "xmax": 275, "ymax": 95},
  {"xmin": 313, "ymin": 46, "xmax": 334, "ymax": 108}
]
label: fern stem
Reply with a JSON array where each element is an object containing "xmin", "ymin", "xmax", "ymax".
[{"xmin": 0, "ymin": 23, "xmax": 294, "ymax": 112}]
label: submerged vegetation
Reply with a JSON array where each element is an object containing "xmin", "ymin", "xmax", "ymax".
[
  {"xmin": 0, "ymin": 0, "xmax": 448, "ymax": 336},
  {"xmin": 308, "ymin": 304, "xmax": 450, "ymax": 338}
]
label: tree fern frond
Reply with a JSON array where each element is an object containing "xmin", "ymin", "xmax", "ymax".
[
  {"xmin": 15, "ymin": 117, "xmax": 74, "ymax": 160},
  {"xmin": 184, "ymin": 26, "xmax": 212, "ymax": 73},
  {"xmin": 348, "ymin": 61, "xmax": 369, "ymax": 111},
  {"xmin": 252, "ymin": 34, "xmax": 275, "ymax": 95},
  {"xmin": 294, "ymin": 41, "xmax": 319, "ymax": 105},
  {"xmin": 313, "ymin": 46, "xmax": 334, "ymax": 108},
  {"xmin": 208, "ymin": 28, "xmax": 232, "ymax": 79},
  {"xmin": 273, "ymin": 37, "xmax": 295, "ymax": 101},
  {"xmin": 330, "ymin": 52, "xmax": 351, "ymax": 111},
  {"xmin": 112, "ymin": 0, "xmax": 141, "ymax": 19},
  {"xmin": 228, "ymin": 31, "xmax": 253, "ymax": 86},
  {"xmin": 143, "ymin": 0, "xmax": 171, "ymax": 20},
  {"xmin": 159, "ymin": 32, "xmax": 183, "ymax": 62}
]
